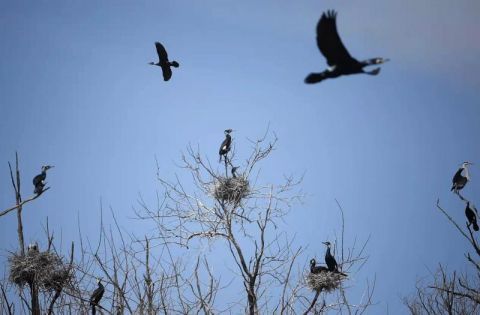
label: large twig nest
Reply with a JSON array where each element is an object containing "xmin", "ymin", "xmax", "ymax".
[
  {"xmin": 212, "ymin": 176, "xmax": 250, "ymax": 203},
  {"xmin": 306, "ymin": 271, "xmax": 346, "ymax": 292},
  {"xmin": 9, "ymin": 250, "xmax": 72, "ymax": 291}
]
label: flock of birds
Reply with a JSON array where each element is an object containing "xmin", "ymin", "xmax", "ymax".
[
  {"xmin": 25, "ymin": 8, "xmax": 475, "ymax": 313},
  {"xmin": 149, "ymin": 10, "xmax": 389, "ymax": 83}
]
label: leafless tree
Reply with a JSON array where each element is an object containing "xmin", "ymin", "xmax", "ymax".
[
  {"xmin": 404, "ymin": 196, "xmax": 480, "ymax": 314},
  {"xmin": 136, "ymin": 131, "xmax": 374, "ymax": 314}
]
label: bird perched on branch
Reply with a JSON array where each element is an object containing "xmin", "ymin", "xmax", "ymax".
[
  {"xmin": 219, "ymin": 129, "xmax": 233, "ymax": 163},
  {"xmin": 305, "ymin": 10, "xmax": 389, "ymax": 84},
  {"xmin": 310, "ymin": 258, "xmax": 328, "ymax": 274},
  {"xmin": 149, "ymin": 42, "xmax": 179, "ymax": 81},
  {"xmin": 33, "ymin": 165, "xmax": 54, "ymax": 195},
  {"xmin": 465, "ymin": 202, "xmax": 479, "ymax": 232},
  {"xmin": 90, "ymin": 278, "xmax": 105, "ymax": 315},
  {"xmin": 323, "ymin": 241, "xmax": 347, "ymax": 276},
  {"xmin": 451, "ymin": 162, "xmax": 473, "ymax": 193}
]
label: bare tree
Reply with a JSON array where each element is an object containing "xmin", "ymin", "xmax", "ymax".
[{"xmin": 404, "ymin": 196, "xmax": 480, "ymax": 314}]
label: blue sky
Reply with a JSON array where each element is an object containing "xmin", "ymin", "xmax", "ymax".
[{"xmin": 1, "ymin": 0, "xmax": 479, "ymax": 313}]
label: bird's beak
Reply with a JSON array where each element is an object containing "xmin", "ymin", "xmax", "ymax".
[
  {"xmin": 382, "ymin": 58, "xmax": 390, "ymax": 63},
  {"xmin": 322, "ymin": 242, "xmax": 328, "ymax": 245}
]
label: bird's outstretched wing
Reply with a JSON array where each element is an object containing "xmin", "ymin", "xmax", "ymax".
[
  {"xmin": 161, "ymin": 66, "xmax": 173, "ymax": 81},
  {"xmin": 155, "ymin": 42, "xmax": 169, "ymax": 63},
  {"xmin": 316, "ymin": 10, "xmax": 357, "ymax": 66}
]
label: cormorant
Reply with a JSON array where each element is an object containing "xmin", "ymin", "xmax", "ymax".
[
  {"xmin": 231, "ymin": 166, "xmax": 239, "ymax": 178},
  {"xmin": 323, "ymin": 241, "xmax": 347, "ymax": 276},
  {"xmin": 310, "ymin": 258, "xmax": 328, "ymax": 274},
  {"xmin": 90, "ymin": 278, "xmax": 105, "ymax": 315},
  {"xmin": 305, "ymin": 10, "xmax": 389, "ymax": 84},
  {"xmin": 27, "ymin": 242, "xmax": 39, "ymax": 253},
  {"xmin": 219, "ymin": 129, "xmax": 233, "ymax": 163},
  {"xmin": 33, "ymin": 165, "xmax": 54, "ymax": 195},
  {"xmin": 149, "ymin": 42, "xmax": 179, "ymax": 81},
  {"xmin": 451, "ymin": 162, "xmax": 473, "ymax": 193},
  {"xmin": 465, "ymin": 202, "xmax": 479, "ymax": 232}
]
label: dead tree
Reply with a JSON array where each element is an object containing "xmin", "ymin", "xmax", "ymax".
[{"xmin": 404, "ymin": 195, "xmax": 480, "ymax": 314}]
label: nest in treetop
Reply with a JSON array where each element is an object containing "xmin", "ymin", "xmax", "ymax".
[
  {"xmin": 9, "ymin": 250, "xmax": 72, "ymax": 291},
  {"xmin": 306, "ymin": 271, "xmax": 346, "ymax": 292},
  {"xmin": 212, "ymin": 176, "xmax": 250, "ymax": 204}
]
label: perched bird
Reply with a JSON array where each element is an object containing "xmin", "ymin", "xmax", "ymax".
[
  {"xmin": 465, "ymin": 202, "xmax": 479, "ymax": 232},
  {"xmin": 451, "ymin": 162, "xmax": 473, "ymax": 193},
  {"xmin": 27, "ymin": 242, "xmax": 39, "ymax": 253},
  {"xmin": 231, "ymin": 166, "xmax": 239, "ymax": 178},
  {"xmin": 149, "ymin": 42, "xmax": 179, "ymax": 81},
  {"xmin": 219, "ymin": 129, "xmax": 233, "ymax": 163},
  {"xmin": 90, "ymin": 278, "xmax": 105, "ymax": 315},
  {"xmin": 33, "ymin": 165, "xmax": 54, "ymax": 195},
  {"xmin": 310, "ymin": 258, "xmax": 328, "ymax": 274},
  {"xmin": 305, "ymin": 10, "xmax": 389, "ymax": 84},
  {"xmin": 323, "ymin": 241, "xmax": 347, "ymax": 276}
]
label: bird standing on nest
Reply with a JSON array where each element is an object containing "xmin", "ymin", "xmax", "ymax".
[
  {"xmin": 33, "ymin": 165, "xmax": 54, "ymax": 195},
  {"xmin": 90, "ymin": 278, "xmax": 105, "ymax": 315},
  {"xmin": 465, "ymin": 202, "xmax": 479, "ymax": 232},
  {"xmin": 323, "ymin": 241, "xmax": 347, "ymax": 276},
  {"xmin": 149, "ymin": 42, "xmax": 179, "ymax": 81},
  {"xmin": 451, "ymin": 162, "xmax": 473, "ymax": 194},
  {"xmin": 310, "ymin": 258, "xmax": 328, "ymax": 274},
  {"xmin": 231, "ymin": 166, "xmax": 239, "ymax": 178},
  {"xmin": 305, "ymin": 10, "xmax": 389, "ymax": 84}
]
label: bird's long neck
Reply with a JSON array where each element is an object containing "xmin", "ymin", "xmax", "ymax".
[
  {"xmin": 326, "ymin": 247, "xmax": 331, "ymax": 257},
  {"xmin": 463, "ymin": 166, "xmax": 470, "ymax": 180},
  {"xmin": 361, "ymin": 59, "xmax": 377, "ymax": 66}
]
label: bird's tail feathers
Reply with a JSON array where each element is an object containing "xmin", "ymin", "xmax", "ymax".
[
  {"xmin": 304, "ymin": 72, "xmax": 326, "ymax": 84},
  {"xmin": 91, "ymin": 304, "xmax": 96, "ymax": 315},
  {"xmin": 171, "ymin": 61, "xmax": 179, "ymax": 68}
]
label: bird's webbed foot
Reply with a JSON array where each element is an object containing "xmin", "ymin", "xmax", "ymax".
[{"xmin": 366, "ymin": 67, "xmax": 381, "ymax": 75}]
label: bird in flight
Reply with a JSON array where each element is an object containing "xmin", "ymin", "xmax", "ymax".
[
  {"xmin": 149, "ymin": 42, "xmax": 179, "ymax": 81},
  {"xmin": 305, "ymin": 10, "xmax": 389, "ymax": 84}
]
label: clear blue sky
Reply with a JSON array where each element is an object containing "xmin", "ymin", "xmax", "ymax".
[{"xmin": 1, "ymin": 0, "xmax": 479, "ymax": 313}]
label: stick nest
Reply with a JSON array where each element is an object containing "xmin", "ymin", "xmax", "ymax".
[
  {"xmin": 212, "ymin": 176, "xmax": 250, "ymax": 203},
  {"xmin": 9, "ymin": 250, "xmax": 72, "ymax": 291},
  {"xmin": 306, "ymin": 271, "xmax": 346, "ymax": 292}
]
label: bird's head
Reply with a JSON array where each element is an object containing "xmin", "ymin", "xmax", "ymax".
[
  {"xmin": 462, "ymin": 161, "xmax": 474, "ymax": 168},
  {"xmin": 96, "ymin": 277, "xmax": 102, "ymax": 285},
  {"xmin": 374, "ymin": 58, "xmax": 390, "ymax": 64},
  {"xmin": 232, "ymin": 166, "xmax": 239, "ymax": 173},
  {"xmin": 310, "ymin": 258, "xmax": 316, "ymax": 266},
  {"xmin": 42, "ymin": 165, "xmax": 54, "ymax": 172},
  {"xmin": 224, "ymin": 129, "xmax": 233, "ymax": 134},
  {"xmin": 322, "ymin": 241, "xmax": 331, "ymax": 247}
]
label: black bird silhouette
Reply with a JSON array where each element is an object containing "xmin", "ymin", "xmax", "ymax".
[
  {"xmin": 149, "ymin": 42, "xmax": 179, "ymax": 81},
  {"xmin": 465, "ymin": 202, "xmax": 479, "ymax": 232},
  {"xmin": 310, "ymin": 258, "xmax": 328, "ymax": 274},
  {"xmin": 90, "ymin": 278, "xmax": 105, "ymax": 315},
  {"xmin": 305, "ymin": 10, "xmax": 389, "ymax": 84},
  {"xmin": 219, "ymin": 129, "xmax": 233, "ymax": 163},
  {"xmin": 231, "ymin": 166, "xmax": 239, "ymax": 178},
  {"xmin": 33, "ymin": 165, "xmax": 53, "ymax": 195},
  {"xmin": 452, "ymin": 162, "xmax": 473, "ymax": 193},
  {"xmin": 323, "ymin": 241, "xmax": 347, "ymax": 276}
]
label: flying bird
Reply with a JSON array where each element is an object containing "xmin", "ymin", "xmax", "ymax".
[
  {"xmin": 305, "ymin": 10, "xmax": 389, "ymax": 84},
  {"xmin": 219, "ymin": 129, "xmax": 233, "ymax": 163},
  {"xmin": 310, "ymin": 258, "xmax": 328, "ymax": 274},
  {"xmin": 323, "ymin": 241, "xmax": 347, "ymax": 276},
  {"xmin": 465, "ymin": 202, "xmax": 479, "ymax": 232},
  {"xmin": 149, "ymin": 42, "xmax": 179, "ymax": 81},
  {"xmin": 451, "ymin": 162, "xmax": 473, "ymax": 193},
  {"xmin": 90, "ymin": 278, "xmax": 105, "ymax": 315},
  {"xmin": 33, "ymin": 165, "xmax": 54, "ymax": 195}
]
